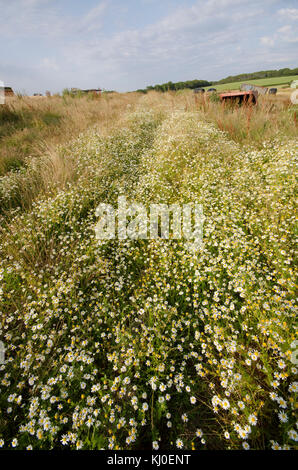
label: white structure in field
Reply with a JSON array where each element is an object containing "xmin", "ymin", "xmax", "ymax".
[
  {"xmin": 290, "ymin": 80, "xmax": 298, "ymax": 89},
  {"xmin": 0, "ymin": 80, "xmax": 4, "ymax": 104}
]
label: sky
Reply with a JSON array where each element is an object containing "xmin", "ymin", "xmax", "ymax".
[{"xmin": 0, "ymin": 0, "xmax": 297, "ymax": 95}]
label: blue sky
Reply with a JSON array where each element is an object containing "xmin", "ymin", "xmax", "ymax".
[{"xmin": 0, "ymin": 0, "xmax": 297, "ymax": 94}]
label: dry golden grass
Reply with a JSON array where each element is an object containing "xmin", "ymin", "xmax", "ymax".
[
  {"xmin": 137, "ymin": 89, "xmax": 297, "ymax": 146},
  {"xmin": 0, "ymin": 92, "xmax": 143, "ymax": 213},
  {"xmin": 0, "ymin": 89, "xmax": 297, "ymax": 215},
  {"xmin": 189, "ymin": 91, "xmax": 297, "ymax": 145},
  {"xmin": 0, "ymin": 92, "xmax": 141, "ymax": 175}
]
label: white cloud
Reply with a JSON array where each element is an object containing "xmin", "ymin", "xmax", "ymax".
[
  {"xmin": 276, "ymin": 23, "xmax": 298, "ymax": 45},
  {"xmin": 261, "ymin": 36, "xmax": 275, "ymax": 46},
  {"xmin": 0, "ymin": 0, "xmax": 66, "ymax": 37},
  {"xmin": 40, "ymin": 57, "xmax": 59, "ymax": 71},
  {"xmin": 68, "ymin": 0, "xmax": 262, "ymax": 67},
  {"xmin": 0, "ymin": 0, "xmax": 297, "ymax": 94},
  {"xmin": 0, "ymin": 0, "xmax": 108, "ymax": 38},
  {"xmin": 57, "ymin": 0, "xmax": 296, "ymax": 90},
  {"xmin": 78, "ymin": 1, "xmax": 108, "ymax": 33},
  {"xmin": 277, "ymin": 25, "xmax": 291, "ymax": 33},
  {"xmin": 278, "ymin": 8, "xmax": 298, "ymax": 20}
]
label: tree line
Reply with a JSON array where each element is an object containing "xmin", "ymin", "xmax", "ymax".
[
  {"xmin": 136, "ymin": 79, "xmax": 211, "ymax": 93},
  {"xmin": 136, "ymin": 67, "xmax": 298, "ymax": 93},
  {"xmin": 214, "ymin": 67, "xmax": 298, "ymax": 84}
]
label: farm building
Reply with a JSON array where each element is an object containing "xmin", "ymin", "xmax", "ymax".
[
  {"xmin": 71, "ymin": 88, "xmax": 101, "ymax": 96},
  {"xmin": 4, "ymin": 87, "xmax": 14, "ymax": 96},
  {"xmin": 83, "ymin": 88, "xmax": 101, "ymax": 95}
]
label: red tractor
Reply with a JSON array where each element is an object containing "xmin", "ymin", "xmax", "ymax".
[{"xmin": 219, "ymin": 90, "xmax": 258, "ymax": 105}]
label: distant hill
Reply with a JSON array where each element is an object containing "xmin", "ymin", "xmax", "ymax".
[
  {"xmin": 137, "ymin": 67, "xmax": 298, "ymax": 93},
  {"xmin": 213, "ymin": 67, "xmax": 298, "ymax": 85}
]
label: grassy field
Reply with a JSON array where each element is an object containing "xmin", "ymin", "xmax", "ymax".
[
  {"xmin": 0, "ymin": 91, "xmax": 297, "ymax": 450},
  {"xmin": 0, "ymin": 93, "xmax": 139, "ymax": 176},
  {"xmin": 213, "ymin": 75, "xmax": 298, "ymax": 91}
]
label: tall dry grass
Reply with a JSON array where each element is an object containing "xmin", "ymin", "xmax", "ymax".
[
  {"xmin": 0, "ymin": 90, "xmax": 296, "ymax": 216},
  {"xmin": 0, "ymin": 92, "xmax": 142, "ymax": 213},
  {"xmin": 130, "ymin": 89, "xmax": 297, "ymax": 146},
  {"xmin": 0, "ymin": 92, "xmax": 140, "ymax": 175},
  {"xmin": 189, "ymin": 91, "xmax": 297, "ymax": 146}
]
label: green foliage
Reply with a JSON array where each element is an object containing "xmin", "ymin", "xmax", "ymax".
[
  {"xmin": 136, "ymin": 67, "xmax": 298, "ymax": 93},
  {"xmin": 41, "ymin": 112, "xmax": 61, "ymax": 126},
  {"xmin": 209, "ymin": 92, "xmax": 220, "ymax": 103},
  {"xmin": 137, "ymin": 79, "xmax": 212, "ymax": 93},
  {"xmin": 214, "ymin": 67, "xmax": 298, "ymax": 85}
]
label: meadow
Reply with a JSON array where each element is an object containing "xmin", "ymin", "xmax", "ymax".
[
  {"xmin": 0, "ymin": 90, "xmax": 297, "ymax": 450},
  {"xmin": 212, "ymin": 75, "xmax": 298, "ymax": 91}
]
